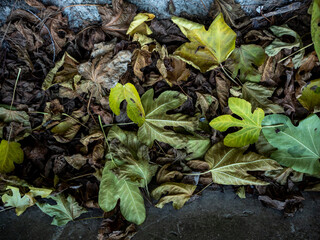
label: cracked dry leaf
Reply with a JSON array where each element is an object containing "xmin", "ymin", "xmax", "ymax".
[
  {"xmin": 98, "ymin": 0, "xmax": 137, "ymax": 38},
  {"xmin": 172, "ymin": 13, "xmax": 236, "ymax": 72},
  {"xmin": 205, "ymin": 142, "xmax": 281, "ymax": 185},
  {"xmin": 151, "ymin": 182, "xmax": 196, "ymax": 209},
  {"xmin": 297, "ymin": 79, "xmax": 320, "ymax": 112},
  {"xmin": 127, "ymin": 13, "xmax": 155, "ymax": 36},
  {"xmin": 210, "ymin": 97, "xmax": 264, "ymax": 147},
  {"xmin": 78, "ymin": 41, "xmax": 132, "ymax": 91},
  {"xmin": 0, "ymin": 140, "xmax": 24, "ymax": 173},
  {"xmin": 37, "ymin": 194, "xmax": 87, "ymax": 226},
  {"xmin": 109, "ymin": 83, "xmax": 145, "ymax": 126},
  {"xmin": 227, "ymin": 44, "xmax": 266, "ymax": 82},
  {"xmin": 262, "ymin": 114, "xmax": 320, "ymax": 176},
  {"xmin": 242, "ymin": 82, "xmax": 284, "ymax": 114},
  {"xmin": 311, "ymin": 0, "xmax": 320, "ymax": 60}
]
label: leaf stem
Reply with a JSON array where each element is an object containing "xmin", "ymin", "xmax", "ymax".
[
  {"xmin": 102, "ymin": 122, "xmax": 135, "ymax": 127},
  {"xmin": 196, "ymin": 182, "xmax": 214, "ymax": 196},
  {"xmin": 62, "ymin": 113, "xmax": 89, "ymax": 129},
  {"xmin": 261, "ymin": 124, "xmax": 284, "ymax": 128},
  {"xmin": 0, "ymin": 206, "xmax": 15, "ymax": 213},
  {"xmin": 278, "ymin": 43, "xmax": 314, "ymax": 64},
  {"xmin": 220, "ymin": 64, "xmax": 242, "ymax": 86}
]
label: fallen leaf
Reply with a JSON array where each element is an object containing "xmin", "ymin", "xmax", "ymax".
[
  {"xmin": 227, "ymin": 44, "xmax": 266, "ymax": 82},
  {"xmin": 236, "ymin": 186, "xmax": 246, "ymax": 199},
  {"xmin": 242, "ymin": 82, "xmax": 284, "ymax": 113},
  {"xmin": 172, "ymin": 13, "xmax": 237, "ymax": 72},
  {"xmin": 215, "ymin": 74, "xmax": 230, "ymax": 111},
  {"xmin": 37, "ymin": 194, "xmax": 87, "ymax": 226},
  {"xmin": 265, "ymin": 25, "xmax": 304, "ymax": 68},
  {"xmin": 0, "ymin": 140, "xmax": 24, "ymax": 173},
  {"xmin": 127, "ymin": 13, "xmax": 155, "ymax": 36},
  {"xmin": 262, "ymin": 114, "xmax": 320, "ymax": 175},
  {"xmin": 156, "ymin": 163, "xmax": 183, "ymax": 184},
  {"xmin": 205, "ymin": 142, "xmax": 281, "ymax": 185},
  {"xmin": 98, "ymin": 0, "xmax": 137, "ymax": 38},
  {"xmin": 1, "ymin": 186, "xmax": 30, "ymax": 216},
  {"xmin": 209, "ymin": 97, "xmax": 265, "ymax": 147},
  {"xmin": 297, "ymin": 79, "xmax": 320, "ymax": 112},
  {"xmin": 65, "ymin": 154, "xmax": 88, "ymax": 170},
  {"xmin": 311, "ymin": 0, "xmax": 320, "ymax": 60},
  {"xmin": 109, "ymin": 83, "xmax": 145, "ymax": 126},
  {"xmin": 151, "ymin": 182, "xmax": 196, "ymax": 209}
]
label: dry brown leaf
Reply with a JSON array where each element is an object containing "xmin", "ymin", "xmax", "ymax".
[
  {"xmin": 132, "ymin": 47, "xmax": 152, "ymax": 80},
  {"xmin": 64, "ymin": 154, "xmax": 88, "ymax": 170},
  {"xmin": 156, "ymin": 163, "xmax": 183, "ymax": 184},
  {"xmin": 98, "ymin": 0, "xmax": 137, "ymax": 39},
  {"xmin": 215, "ymin": 74, "xmax": 230, "ymax": 112},
  {"xmin": 260, "ymin": 53, "xmax": 285, "ymax": 86}
]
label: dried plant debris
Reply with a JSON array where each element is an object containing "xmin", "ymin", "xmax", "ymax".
[{"xmin": 0, "ymin": 0, "xmax": 319, "ymax": 237}]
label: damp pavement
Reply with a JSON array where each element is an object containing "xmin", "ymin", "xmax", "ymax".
[{"xmin": 1, "ymin": 188, "xmax": 320, "ymax": 240}]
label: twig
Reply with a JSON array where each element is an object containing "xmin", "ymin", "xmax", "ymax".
[
  {"xmin": 0, "ymin": 206, "xmax": 15, "ymax": 213},
  {"xmin": 26, "ymin": 10, "xmax": 56, "ymax": 62},
  {"xmin": 102, "ymin": 122, "xmax": 135, "ymax": 127},
  {"xmin": 66, "ymin": 173, "xmax": 94, "ymax": 181},
  {"xmin": 61, "ymin": 113, "xmax": 89, "ymax": 129},
  {"xmin": 196, "ymin": 182, "xmax": 214, "ymax": 196},
  {"xmin": 278, "ymin": 43, "xmax": 314, "ymax": 64}
]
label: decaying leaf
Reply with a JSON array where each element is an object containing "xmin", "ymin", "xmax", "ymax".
[
  {"xmin": 172, "ymin": 13, "xmax": 237, "ymax": 72},
  {"xmin": 156, "ymin": 163, "xmax": 183, "ymax": 184},
  {"xmin": 227, "ymin": 44, "xmax": 266, "ymax": 82},
  {"xmin": 265, "ymin": 25, "xmax": 304, "ymax": 68},
  {"xmin": 311, "ymin": 0, "xmax": 320, "ymax": 60},
  {"xmin": 109, "ymin": 83, "xmax": 145, "ymax": 126},
  {"xmin": 262, "ymin": 114, "xmax": 320, "ymax": 176},
  {"xmin": 210, "ymin": 97, "xmax": 265, "ymax": 147},
  {"xmin": 242, "ymin": 82, "xmax": 284, "ymax": 113},
  {"xmin": 37, "ymin": 194, "xmax": 87, "ymax": 226},
  {"xmin": 297, "ymin": 79, "xmax": 320, "ymax": 112},
  {"xmin": 151, "ymin": 182, "xmax": 196, "ymax": 209},
  {"xmin": 0, "ymin": 140, "xmax": 24, "ymax": 173},
  {"xmin": 98, "ymin": 0, "xmax": 137, "ymax": 38},
  {"xmin": 205, "ymin": 142, "xmax": 281, "ymax": 185},
  {"xmin": 127, "ymin": 13, "xmax": 155, "ymax": 36},
  {"xmin": 64, "ymin": 154, "xmax": 88, "ymax": 170},
  {"xmin": 265, "ymin": 168, "xmax": 303, "ymax": 185}
]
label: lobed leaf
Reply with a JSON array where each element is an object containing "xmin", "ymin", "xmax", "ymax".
[{"xmin": 209, "ymin": 97, "xmax": 264, "ymax": 147}]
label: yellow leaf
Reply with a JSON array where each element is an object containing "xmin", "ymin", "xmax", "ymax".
[
  {"xmin": 127, "ymin": 13, "xmax": 155, "ymax": 36},
  {"xmin": 109, "ymin": 83, "xmax": 145, "ymax": 126},
  {"xmin": 311, "ymin": 0, "xmax": 320, "ymax": 60},
  {"xmin": 172, "ymin": 13, "xmax": 237, "ymax": 72},
  {"xmin": 0, "ymin": 140, "xmax": 24, "ymax": 173}
]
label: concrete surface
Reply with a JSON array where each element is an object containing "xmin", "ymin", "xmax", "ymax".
[{"xmin": 1, "ymin": 188, "xmax": 319, "ymax": 240}]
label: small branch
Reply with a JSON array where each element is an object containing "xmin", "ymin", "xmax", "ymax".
[{"xmin": 278, "ymin": 43, "xmax": 314, "ymax": 64}]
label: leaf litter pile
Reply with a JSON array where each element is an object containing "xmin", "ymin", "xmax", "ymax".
[{"xmin": 1, "ymin": 0, "xmax": 320, "ymax": 238}]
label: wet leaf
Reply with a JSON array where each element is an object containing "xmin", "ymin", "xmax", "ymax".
[
  {"xmin": 297, "ymin": 79, "xmax": 320, "ymax": 112},
  {"xmin": 127, "ymin": 13, "xmax": 155, "ymax": 36},
  {"xmin": 0, "ymin": 140, "xmax": 24, "ymax": 173},
  {"xmin": 262, "ymin": 114, "xmax": 320, "ymax": 176},
  {"xmin": 311, "ymin": 0, "xmax": 320, "ymax": 60},
  {"xmin": 242, "ymin": 82, "xmax": 284, "ymax": 113},
  {"xmin": 151, "ymin": 182, "xmax": 196, "ymax": 209},
  {"xmin": 205, "ymin": 142, "xmax": 281, "ymax": 185},
  {"xmin": 109, "ymin": 83, "xmax": 145, "ymax": 126},
  {"xmin": 1, "ymin": 186, "xmax": 30, "ymax": 216},
  {"xmin": 209, "ymin": 97, "xmax": 264, "ymax": 147},
  {"xmin": 227, "ymin": 44, "xmax": 266, "ymax": 82},
  {"xmin": 37, "ymin": 194, "xmax": 87, "ymax": 226},
  {"xmin": 172, "ymin": 13, "xmax": 236, "ymax": 72},
  {"xmin": 265, "ymin": 25, "xmax": 304, "ymax": 68}
]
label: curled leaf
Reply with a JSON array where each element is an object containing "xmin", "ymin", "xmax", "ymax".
[{"xmin": 127, "ymin": 13, "xmax": 155, "ymax": 36}]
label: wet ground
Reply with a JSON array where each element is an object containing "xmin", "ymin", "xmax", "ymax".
[{"xmin": 1, "ymin": 188, "xmax": 319, "ymax": 240}]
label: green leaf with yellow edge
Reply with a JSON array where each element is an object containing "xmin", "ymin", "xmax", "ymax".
[
  {"xmin": 262, "ymin": 114, "xmax": 320, "ymax": 176},
  {"xmin": 2, "ymin": 186, "xmax": 31, "ymax": 216},
  {"xmin": 311, "ymin": 0, "xmax": 320, "ymax": 60},
  {"xmin": 109, "ymin": 83, "xmax": 145, "ymax": 126},
  {"xmin": 37, "ymin": 194, "xmax": 87, "ymax": 226},
  {"xmin": 0, "ymin": 140, "xmax": 24, "ymax": 173},
  {"xmin": 297, "ymin": 79, "xmax": 320, "ymax": 112},
  {"xmin": 137, "ymin": 89, "xmax": 204, "ymax": 155},
  {"xmin": 205, "ymin": 142, "xmax": 281, "ymax": 185},
  {"xmin": 127, "ymin": 13, "xmax": 155, "ymax": 36},
  {"xmin": 151, "ymin": 182, "xmax": 196, "ymax": 209},
  {"xmin": 227, "ymin": 44, "xmax": 266, "ymax": 82},
  {"xmin": 172, "ymin": 13, "xmax": 237, "ymax": 72},
  {"xmin": 209, "ymin": 97, "xmax": 264, "ymax": 147}
]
